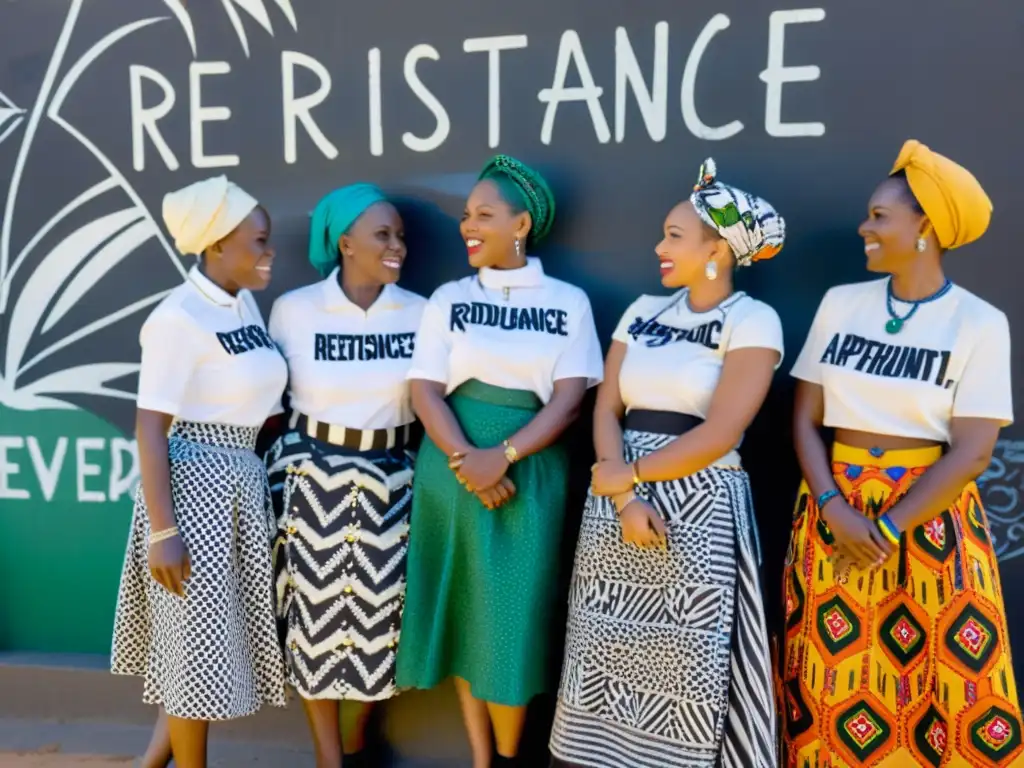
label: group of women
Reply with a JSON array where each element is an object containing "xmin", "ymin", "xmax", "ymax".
[{"xmin": 109, "ymin": 140, "xmax": 1022, "ymax": 768}]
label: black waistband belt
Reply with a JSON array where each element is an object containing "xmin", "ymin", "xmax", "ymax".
[{"xmin": 623, "ymin": 409, "xmax": 704, "ymax": 437}]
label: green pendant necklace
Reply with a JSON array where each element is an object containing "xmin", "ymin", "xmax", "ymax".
[{"xmin": 885, "ymin": 277, "xmax": 952, "ymax": 334}]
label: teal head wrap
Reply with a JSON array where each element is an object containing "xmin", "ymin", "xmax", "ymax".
[
  {"xmin": 478, "ymin": 155, "xmax": 556, "ymax": 248},
  {"xmin": 308, "ymin": 183, "xmax": 389, "ymax": 277}
]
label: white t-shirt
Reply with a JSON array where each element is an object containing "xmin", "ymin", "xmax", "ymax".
[
  {"xmin": 136, "ymin": 265, "xmax": 288, "ymax": 428},
  {"xmin": 268, "ymin": 269, "xmax": 426, "ymax": 430},
  {"xmin": 407, "ymin": 257, "xmax": 604, "ymax": 402},
  {"xmin": 790, "ymin": 278, "xmax": 1013, "ymax": 442},
  {"xmin": 614, "ymin": 290, "xmax": 784, "ymax": 463}
]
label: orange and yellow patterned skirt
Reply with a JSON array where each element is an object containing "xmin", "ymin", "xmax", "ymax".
[{"xmin": 780, "ymin": 443, "xmax": 1024, "ymax": 767}]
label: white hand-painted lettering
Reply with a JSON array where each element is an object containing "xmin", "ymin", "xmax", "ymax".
[
  {"xmin": 463, "ymin": 35, "xmax": 529, "ymax": 149},
  {"xmin": 189, "ymin": 61, "xmax": 239, "ymax": 168},
  {"xmin": 368, "ymin": 48, "xmax": 384, "ymax": 156},
  {"xmin": 403, "ymin": 44, "xmax": 450, "ymax": 153},
  {"xmin": 759, "ymin": 8, "xmax": 827, "ymax": 138},
  {"xmin": 538, "ymin": 30, "xmax": 611, "ymax": 145},
  {"xmin": 615, "ymin": 23, "xmax": 668, "ymax": 143},
  {"xmin": 282, "ymin": 50, "xmax": 338, "ymax": 164},
  {"xmin": 683, "ymin": 14, "xmax": 744, "ymax": 140},
  {"xmin": 0, "ymin": 436, "xmax": 30, "ymax": 500},
  {"xmin": 26, "ymin": 436, "xmax": 68, "ymax": 502},
  {"xmin": 76, "ymin": 437, "xmax": 106, "ymax": 503},
  {"xmin": 130, "ymin": 65, "xmax": 179, "ymax": 172}
]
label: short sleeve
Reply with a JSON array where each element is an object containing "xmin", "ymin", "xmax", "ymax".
[
  {"xmin": 612, "ymin": 297, "xmax": 647, "ymax": 344},
  {"xmin": 136, "ymin": 312, "xmax": 200, "ymax": 415},
  {"xmin": 952, "ymin": 311, "xmax": 1014, "ymax": 425},
  {"xmin": 264, "ymin": 298, "xmax": 289, "ymax": 417},
  {"xmin": 553, "ymin": 294, "xmax": 604, "ymax": 387},
  {"xmin": 406, "ymin": 290, "xmax": 452, "ymax": 384},
  {"xmin": 728, "ymin": 300, "xmax": 785, "ymax": 369},
  {"xmin": 790, "ymin": 291, "xmax": 834, "ymax": 384}
]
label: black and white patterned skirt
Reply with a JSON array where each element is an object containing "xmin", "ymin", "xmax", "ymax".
[
  {"xmin": 549, "ymin": 429, "xmax": 776, "ymax": 768},
  {"xmin": 265, "ymin": 426, "xmax": 414, "ymax": 701},
  {"xmin": 110, "ymin": 421, "xmax": 287, "ymax": 721}
]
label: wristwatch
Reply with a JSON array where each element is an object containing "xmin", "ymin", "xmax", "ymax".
[{"xmin": 502, "ymin": 439, "xmax": 519, "ymax": 464}]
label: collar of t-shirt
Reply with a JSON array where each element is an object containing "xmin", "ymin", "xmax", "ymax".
[
  {"xmin": 478, "ymin": 257, "xmax": 545, "ymax": 290},
  {"xmin": 321, "ymin": 267, "xmax": 407, "ymax": 314},
  {"xmin": 187, "ymin": 264, "xmax": 245, "ymax": 316}
]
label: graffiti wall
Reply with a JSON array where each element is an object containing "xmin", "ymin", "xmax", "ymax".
[{"xmin": 1, "ymin": 0, "xmax": 1023, "ymax": 752}]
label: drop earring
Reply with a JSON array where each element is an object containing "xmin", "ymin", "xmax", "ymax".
[
  {"xmin": 915, "ymin": 237, "xmax": 927, "ymax": 252},
  {"xmin": 514, "ymin": 238, "xmax": 521, "ymax": 258},
  {"xmin": 705, "ymin": 259, "xmax": 718, "ymax": 281}
]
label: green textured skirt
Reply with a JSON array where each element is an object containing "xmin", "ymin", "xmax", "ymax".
[{"xmin": 395, "ymin": 379, "xmax": 568, "ymax": 706}]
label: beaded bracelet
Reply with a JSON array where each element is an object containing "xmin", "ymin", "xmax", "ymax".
[
  {"xmin": 614, "ymin": 491, "xmax": 637, "ymax": 516},
  {"xmin": 876, "ymin": 513, "xmax": 901, "ymax": 545},
  {"xmin": 149, "ymin": 526, "xmax": 179, "ymax": 546},
  {"xmin": 816, "ymin": 489, "xmax": 841, "ymax": 511}
]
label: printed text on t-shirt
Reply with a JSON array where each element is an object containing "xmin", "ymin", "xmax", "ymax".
[
  {"xmin": 217, "ymin": 325, "xmax": 275, "ymax": 355},
  {"xmin": 627, "ymin": 316, "xmax": 722, "ymax": 350},
  {"xmin": 449, "ymin": 302, "xmax": 569, "ymax": 336},
  {"xmin": 819, "ymin": 332, "xmax": 954, "ymax": 387},
  {"xmin": 314, "ymin": 332, "xmax": 416, "ymax": 361}
]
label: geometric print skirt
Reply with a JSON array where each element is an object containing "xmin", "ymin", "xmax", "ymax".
[
  {"xmin": 265, "ymin": 427, "xmax": 413, "ymax": 701},
  {"xmin": 110, "ymin": 420, "xmax": 287, "ymax": 720},
  {"xmin": 780, "ymin": 443, "xmax": 1024, "ymax": 767},
  {"xmin": 549, "ymin": 429, "xmax": 777, "ymax": 768}
]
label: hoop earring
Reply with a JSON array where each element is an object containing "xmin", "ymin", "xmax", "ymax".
[
  {"xmin": 514, "ymin": 238, "xmax": 521, "ymax": 258},
  {"xmin": 705, "ymin": 259, "xmax": 718, "ymax": 281},
  {"xmin": 915, "ymin": 237, "xmax": 927, "ymax": 252}
]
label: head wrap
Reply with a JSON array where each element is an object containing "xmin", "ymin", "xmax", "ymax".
[
  {"xmin": 889, "ymin": 139, "xmax": 992, "ymax": 250},
  {"xmin": 308, "ymin": 183, "xmax": 389, "ymax": 277},
  {"xmin": 690, "ymin": 158, "xmax": 785, "ymax": 267},
  {"xmin": 478, "ymin": 155, "xmax": 556, "ymax": 247},
  {"xmin": 162, "ymin": 175, "xmax": 258, "ymax": 256}
]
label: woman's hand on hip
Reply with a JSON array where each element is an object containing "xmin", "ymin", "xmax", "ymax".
[
  {"xmin": 619, "ymin": 499, "xmax": 667, "ymax": 549},
  {"xmin": 450, "ymin": 447, "xmax": 510, "ymax": 493},
  {"xmin": 823, "ymin": 501, "xmax": 893, "ymax": 569},
  {"xmin": 591, "ymin": 459, "xmax": 634, "ymax": 496},
  {"xmin": 148, "ymin": 535, "xmax": 192, "ymax": 597}
]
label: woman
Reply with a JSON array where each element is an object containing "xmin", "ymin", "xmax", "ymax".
[
  {"xmin": 548, "ymin": 158, "xmax": 784, "ymax": 768},
  {"xmin": 110, "ymin": 175, "xmax": 288, "ymax": 768},
  {"xmin": 395, "ymin": 154, "xmax": 604, "ymax": 766},
  {"xmin": 265, "ymin": 183, "xmax": 425, "ymax": 768},
  {"xmin": 781, "ymin": 140, "xmax": 1023, "ymax": 766}
]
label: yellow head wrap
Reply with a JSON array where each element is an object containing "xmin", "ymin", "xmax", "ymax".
[{"xmin": 889, "ymin": 140, "xmax": 992, "ymax": 250}]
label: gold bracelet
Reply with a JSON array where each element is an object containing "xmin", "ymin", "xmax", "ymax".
[
  {"xmin": 149, "ymin": 526, "xmax": 179, "ymax": 545},
  {"xmin": 632, "ymin": 459, "xmax": 642, "ymax": 486}
]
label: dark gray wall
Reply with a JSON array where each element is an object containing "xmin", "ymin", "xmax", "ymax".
[{"xmin": 2, "ymin": 0, "xmax": 1023, "ymax": 763}]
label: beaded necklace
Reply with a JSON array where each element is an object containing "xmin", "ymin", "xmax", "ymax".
[{"xmin": 884, "ymin": 277, "xmax": 953, "ymax": 334}]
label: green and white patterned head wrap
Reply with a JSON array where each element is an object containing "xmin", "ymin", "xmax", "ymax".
[
  {"xmin": 478, "ymin": 154, "xmax": 556, "ymax": 248},
  {"xmin": 690, "ymin": 158, "xmax": 785, "ymax": 266}
]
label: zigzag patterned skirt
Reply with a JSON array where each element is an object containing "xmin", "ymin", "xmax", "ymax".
[
  {"xmin": 266, "ymin": 428, "xmax": 413, "ymax": 701},
  {"xmin": 110, "ymin": 421, "xmax": 287, "ymax": 721},
  {"xmin": 549, "ymin": 429, "xmax": 776, "ymax": 768}
]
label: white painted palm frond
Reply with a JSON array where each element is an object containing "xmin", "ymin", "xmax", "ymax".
[
  {"xmin": 5, "ymin": 209, "xmax": 143, "ymax": 384},
  {"xmin": 43, "ymin": 219, "xmax": 156, "ymax": 333},
  {"xmin": 162, "ymin": 0, "xmax": 298, "ymax": 58},
  {"xmin": 19, "ymin": 363, "xmax": 139, "ymax": 404},
  {"xmin": 0, "ymin": 89, "xmax": 25, "ymax": 146}
]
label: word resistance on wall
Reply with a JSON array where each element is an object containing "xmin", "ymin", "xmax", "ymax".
[{"xmin": 130, "ymin": 9, "xmax": 827, "ymax": 170}]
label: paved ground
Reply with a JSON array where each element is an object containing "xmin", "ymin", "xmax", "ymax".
[{"xmin": 0, "ymin": 719, "xmax": 312, "ymax": 768}]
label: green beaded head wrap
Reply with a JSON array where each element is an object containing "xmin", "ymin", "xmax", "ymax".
[{"xmin": 477, "ymin": 154, "xmax": 556, "ymax": 248}]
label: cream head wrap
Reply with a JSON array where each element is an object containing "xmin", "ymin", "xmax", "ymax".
[
  {"xmin": 162, "ymin": 175, "xmax": 258, "ymax": 256},
  {"xmin": 690, "ymin": 158, "xmax": 785, "ymax": 266}
]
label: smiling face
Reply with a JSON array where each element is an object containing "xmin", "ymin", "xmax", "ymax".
[
  {"xmin": 338, "ymin": 201, "xmax": 406, "ymax": 285},
  {"xmin": 460, "ymin": 179, "xmax": 532, "ymax": 269},
  {"xmin": 655, "ymin": 201, "xmax": 730, "ymax": 288},
  {"xmin": 858, "ymin": 176, "xmax": 930, "ymax": 274},
  {"xmin": 208, "ymin": 206, "xmax": 274, "ymax": 291}
]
